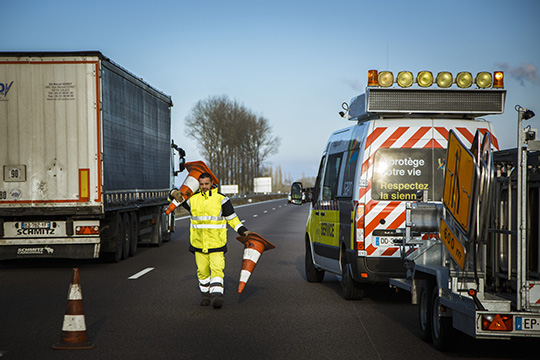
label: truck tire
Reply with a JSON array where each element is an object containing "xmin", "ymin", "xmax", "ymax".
[
  {"xmin": 106, "ymin": 212, "xmax": 124, "ymax": 263},
  {"xmin": 129, "ymin": 212, "xmax": 138, "ymax": 257},
  {"xmin": 305, "ymin": 238, "xmax": 324, "ymax": 282},
  {"xmin": 150, "ymin": 211, "xmax": 163, "ymax": 247},
  {"xmin": 121, "ymin": 213, "xmax": 130, "ymax": 260},
  {"xmin": 162, "ymin": 212, "xmax": 171, "ymax": 242},
  {"xmin": 418, "ymin": 280, "xmax": 434, "ymax": 342},
  {"xmin": 431, "ymin": 286, "xmax": 456, "ymax": 350}
]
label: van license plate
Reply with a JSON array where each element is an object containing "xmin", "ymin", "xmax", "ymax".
[
  {"xmin": 516, "ymin": 316, "xmax": 540, "ymax": 331},
  {"xmin": 375, "ymin": 237, "xmax": 396, "ymax": 246}
]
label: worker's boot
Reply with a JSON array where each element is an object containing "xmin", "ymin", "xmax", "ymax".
[
  {"xmin": 212, "ymin": 293, "xmax": 223, "ymax": 309},
  {"xmin": 200, "ymin": 292, "xmax": 210, "ymax": 306}
]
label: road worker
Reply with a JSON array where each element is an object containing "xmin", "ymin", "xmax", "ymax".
[{"xmin": 175, "ymin": 172, "xmax": 249, "ymax": 309}]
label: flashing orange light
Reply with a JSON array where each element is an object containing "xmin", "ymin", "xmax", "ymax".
[
  {"xmin": 493, "ymin": 71, "xmax": 504, "ymax": 88},
  {"xmin": 360, "ymin": 273, "xmax": 368, "ymax": 278},
  {"xmin": 368, "ymin": 70, "xmax": 379, "ymax": 86}
]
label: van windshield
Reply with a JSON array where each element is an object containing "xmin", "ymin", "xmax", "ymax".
[{"xmin": 371, "ymin": 148, "xmax": 446, "ymax": 202}]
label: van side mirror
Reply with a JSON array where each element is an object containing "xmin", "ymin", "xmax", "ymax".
[{"xmin": 290, "ymin": 182, "xmax": 303, "ymax": 205}]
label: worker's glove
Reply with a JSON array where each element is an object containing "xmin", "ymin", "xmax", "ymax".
[
  {"xmin": 169, "ymin": 189, "xmax": 185, "ymax": 202},
  {"xmin": 242, "ymin": 230, "xmax": 251, "ymax": 237}
]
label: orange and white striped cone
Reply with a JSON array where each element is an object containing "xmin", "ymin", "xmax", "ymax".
[
  {"xmin": 165, "ymin": 160, "xmax": 219, "ymax": 215},
  {"xmin": 236, "ymin": 232, "xmax": 275, "ymax": 294},
  {"xmin": 52, "ymin": 268, "xmax": 94, "ymax": 350}
]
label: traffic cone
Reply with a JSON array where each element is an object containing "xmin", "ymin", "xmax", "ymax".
[
  {"xmin": 165, "ymin": 160, "xmax": 219, "ymax": 215},
  {"xmin": 52, "ymin": 268, "xmax": 94, "ymax": 350},
  {"xmin": 236, "ymin": 232, "xmax": 276, "ymax": 294}
]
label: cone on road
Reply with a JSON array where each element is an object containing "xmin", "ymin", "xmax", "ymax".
[
  {"xmin": 236, "ymin": 232, "xmax": 276, "ymax": 294},
  {"xmin": 165, "ymin": 160, "xmax": 219, "ymax": 215},
  {"xmin": 52, "ymin": 268, "xmax": 94, "ymax": 350}
]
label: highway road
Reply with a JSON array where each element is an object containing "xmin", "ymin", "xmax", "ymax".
[{"xmin": 0, "ymin": 198, "xmax": 535, "ymax": 359}]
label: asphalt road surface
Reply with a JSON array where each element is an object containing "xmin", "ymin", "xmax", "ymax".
[{"xmin": 0, "ymin": 199, "xmax": 536, "ymax": 359}]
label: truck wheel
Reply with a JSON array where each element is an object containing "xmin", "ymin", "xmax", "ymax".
[
  {"xmin": 129, "ymin": 212, "xmax": 138, "ymax": 257},
  {"xmin": 108, "ymin": 212, "xmax": 124, "ymax": 263},
  {"xmin": 162, "ymin": 212, "xmax": 171, "ymax": 242},
  {"xmin": 431, "ymin": 287, "xmax": 456, "ymax": 350},
  {"xmin": 418, "ymin": 280, "xmax": 433, "ymax": 342},
  {"xmin": 150, "ymin": 212, "xmax": 163, "ymax": 247},
  {"xmin": 121, "ymin": 213, "xmax": 130, "ymax": 260},
  {"xmin": 305, "ymin": 238, "xmax": 324, "ymax": 282}
]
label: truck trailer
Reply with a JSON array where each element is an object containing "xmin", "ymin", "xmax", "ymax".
[{"xmin": 0, "ymin": 51, "xmax": 183, "ymax": 262}]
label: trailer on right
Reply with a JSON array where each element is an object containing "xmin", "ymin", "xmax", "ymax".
[{"xmin": 390, "ymin": 105, "xmax": 540, "ymax": 349}]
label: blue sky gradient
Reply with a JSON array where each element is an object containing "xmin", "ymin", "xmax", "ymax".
[{"xmin": 4, "ymin": 0, "xmax": 540, "ymax": 182}]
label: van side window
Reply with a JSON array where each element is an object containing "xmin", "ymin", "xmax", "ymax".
[
  {"xmin": 312, "ymin": 156, "xmax": 326, "ymax": 203},
  {"xmin": 322, "ymin": 153, "xmax": 343, "ymax": 201},
  {"xmin": 340, "ymin": 149, "xmax": 359, "ymax": 198}
]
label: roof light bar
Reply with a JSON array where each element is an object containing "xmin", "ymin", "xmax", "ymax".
[{"xmin": 366, "ymin": 70, "xmax": 504, "ymax": 89}]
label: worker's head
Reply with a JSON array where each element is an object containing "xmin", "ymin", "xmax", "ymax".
[{"xmin": 198, "ymin": 172, "xmax": 213, "ymax": 193}]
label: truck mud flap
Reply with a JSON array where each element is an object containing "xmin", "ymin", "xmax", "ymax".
[{"xmin": 0, "ymin": 243, "xmax": 100, "ymax": 260}]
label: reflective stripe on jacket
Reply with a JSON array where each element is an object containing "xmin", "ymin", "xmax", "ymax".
[{"xmin": 184, "ymin": 188, "xmax": 247, "ymax": 253}]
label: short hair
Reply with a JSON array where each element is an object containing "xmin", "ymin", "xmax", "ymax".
[{"xmin": 198, "ymin": 172, "xmax": 212, "ymax": 181}]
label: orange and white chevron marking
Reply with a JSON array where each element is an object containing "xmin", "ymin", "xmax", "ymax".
[{"xmin": 358, "ymin": 125, "xmax": 497, "ymax": 258}]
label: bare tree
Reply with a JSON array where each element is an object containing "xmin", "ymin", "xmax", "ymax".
[{"xmin": 185, "ymin": 95, "xmax": 280, "ymax": 193}]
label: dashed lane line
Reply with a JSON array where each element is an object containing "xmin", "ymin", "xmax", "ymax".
[{"xmin": 128, "ymin": 267, "xmax": 155, "ymax": 280}]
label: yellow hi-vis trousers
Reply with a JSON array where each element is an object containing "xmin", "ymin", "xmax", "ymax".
[{"xmin": 195, "ymin": 251, "xmax": 225, "ymax": 295}]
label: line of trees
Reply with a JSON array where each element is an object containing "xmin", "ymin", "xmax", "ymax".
[{"xmin": 185, "ymin": 95, "xmax": 280, "ymax": 193}]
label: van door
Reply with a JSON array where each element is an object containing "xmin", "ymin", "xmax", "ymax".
[{"xmin": 311, "ymin": 151, "xmax": 343, "ymax": 272}]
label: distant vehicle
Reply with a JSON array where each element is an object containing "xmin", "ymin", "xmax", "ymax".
[
  {"xmin": 0, "ymin": 51, "xmax": 184, "ymax": 262},
  {"xmin": 296, "ymin": 69, "xmax": 504, "ymax": 300}
]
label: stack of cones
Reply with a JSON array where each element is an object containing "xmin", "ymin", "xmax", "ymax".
[
  {"xmin": 236, "ymin": 232, "xmax": 275, "ymax": 294},
  {"xmin": 166, "ymin": 160, "xmax": 219, "ymax": 215},
  {"xmin": 52, "ymin": 268, "xmax": 94, "ymax": 350}
]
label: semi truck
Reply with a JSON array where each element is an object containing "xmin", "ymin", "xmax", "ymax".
[
  {"xmin": 0, "ymin": 51, "xmax": 184, "ymax": 262},
  {"xmin": 390, "ymin": 104, "xmax": 540, "ymax": 348}
]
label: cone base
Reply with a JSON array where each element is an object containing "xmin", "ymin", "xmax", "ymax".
[{"xmin": 52, "ymin": 341, "xmax": 94, "ymax": 350}]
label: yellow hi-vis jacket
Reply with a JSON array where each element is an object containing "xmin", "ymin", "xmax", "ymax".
[{"xmin": 183, "ymin": 188, "xmax": 248, "ymax": 253}]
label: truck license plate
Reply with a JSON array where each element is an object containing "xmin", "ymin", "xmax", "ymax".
[
  {"xmin": 515, "ymin": 316, "xmax": 540, "ymax": 331},
  {"xmin": 22, "ymin": 221, "xmax": 51, "ymax": 229}
]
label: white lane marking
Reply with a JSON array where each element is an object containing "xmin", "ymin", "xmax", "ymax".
[
  {"xmin": 128, "ymin": 267, "xmax": 155, "ymax": 280},
  {"xmin": 263, "ymin": 210, "xmax": 268, "ymax": 213},
  {"xmin": 253, "ymin": 214, "xmax": 258, "ymax": 218}
]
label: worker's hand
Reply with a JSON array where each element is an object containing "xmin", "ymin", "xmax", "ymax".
[
  {"xmin": 170, "ymin": 189, "xmax": 185, "ymax": 202},
  {"xmin": 242, "ymin": 230, "xmax": 251, "ymax": 237}
]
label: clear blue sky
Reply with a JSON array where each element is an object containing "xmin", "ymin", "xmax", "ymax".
[{"xmin": 4, "ymin": 0, "xmax": 540, "ymax": 183}]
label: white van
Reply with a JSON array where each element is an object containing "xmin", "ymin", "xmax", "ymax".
[{"xmin": 300, "ymin": 69, "xmax": 506, "ymax": 299}]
